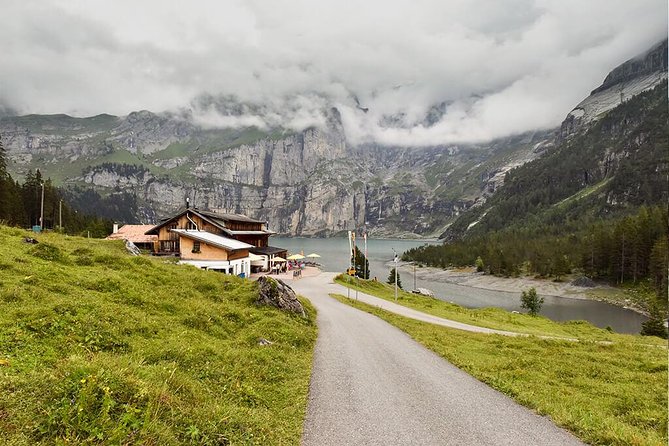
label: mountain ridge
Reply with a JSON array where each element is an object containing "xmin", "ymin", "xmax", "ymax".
[{"xmin": 1, "ymin": 40, "xmax": 665, "ymax": 237}]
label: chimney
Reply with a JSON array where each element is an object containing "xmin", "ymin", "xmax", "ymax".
[
  {"xmin": 113, "ymin": 223, "xmax": 119, "ymax": 234},
  {"xmin": 186, "ymin": 197, "xmax": 190, "ymax": 209}
]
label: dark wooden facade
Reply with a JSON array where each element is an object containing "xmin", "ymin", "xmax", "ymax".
[{"xmin": 145, "ymin": 209, "xmax": 273, "ymax": 255}]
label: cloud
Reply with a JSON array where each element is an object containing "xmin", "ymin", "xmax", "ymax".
[{"xmin": 0, "ymin": 0, "xmax": 666, "ymax": 146}]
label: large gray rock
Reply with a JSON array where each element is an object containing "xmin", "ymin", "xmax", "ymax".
[
  {"xmin": 125, "ymin": 240, "xmax": 141, "ymax": 256},
  {"xmin": 256, "ymin": 276, "xmax": 306, "ymax": 317}
]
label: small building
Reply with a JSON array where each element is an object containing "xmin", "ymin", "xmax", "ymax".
[
  {"xmin": 145, "ymin": 207, "xmax": 287, "ymax": 273},
  {"xmin": 106, "ymin": 224, "xmax": 157, "ymax": 251}
]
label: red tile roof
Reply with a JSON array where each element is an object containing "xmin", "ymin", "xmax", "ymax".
[{"xmin": 106, "ymin": 225, "xmax": 158, "ymax": 243}]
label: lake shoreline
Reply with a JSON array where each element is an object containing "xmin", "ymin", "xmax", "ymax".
[{"xmin": 396, "ymin": 264, "xmax": 649, "ymax": 317}]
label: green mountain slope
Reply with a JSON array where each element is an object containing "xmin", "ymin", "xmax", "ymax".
[{"xmin": 445, "ymin": 81, "xmax": 668, "ymax": 239}]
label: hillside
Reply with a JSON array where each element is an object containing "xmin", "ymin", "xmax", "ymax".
[
  {"xmin": 445, "ymin": 80, "xmax": 668, "ymax": 239},
  {"xmin": 0, "ymin": 226, "xmax": 316, "ymax": 445}
]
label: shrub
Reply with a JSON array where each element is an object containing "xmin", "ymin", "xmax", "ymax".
[
  {"xmin": 30, "ymin": 243, "xmax": 67, "ymax": 263},
  {"xmin": 520, "ymin": 287, "xmax": 544, "ymax": 316}
]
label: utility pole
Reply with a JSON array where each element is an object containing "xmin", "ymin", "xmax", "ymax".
[
  {"xmin": 59, "ymin": 199, "xmax": 62, "ymax": 232},
  {"xmin": 39, "ymin": 183, "xmax": 45, "ymax": 231},
  {"xmin": 413, "ymin": 262, "xmax": 416, "ymax": 291}
]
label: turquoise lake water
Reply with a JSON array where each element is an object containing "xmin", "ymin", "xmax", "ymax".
[{"xmin": 272, "ymin": 237, "xmax": 647, "ymax": 334}]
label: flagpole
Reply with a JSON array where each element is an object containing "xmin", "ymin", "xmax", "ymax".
[{"xmin": 364, "ymin": 229, "xmax": 368, "ymax": 279}]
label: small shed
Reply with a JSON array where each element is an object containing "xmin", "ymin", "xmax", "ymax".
[{"xmin": 106, "ymin": 224, "xmax": 157, "ymax": 251}]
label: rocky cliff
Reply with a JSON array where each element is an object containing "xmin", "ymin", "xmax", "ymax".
[
  {"xmin": 2, "ymin": 103, "xmax": 542, "ymax": 237},
  {"xmin": 3, "ymin": 41, "xmax": 665, "ymax": 237},
  {"xmin": 560, "ymin": 39, "xmax": 668, "ymax": 138}
]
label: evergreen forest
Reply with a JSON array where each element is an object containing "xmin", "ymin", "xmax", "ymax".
[{"xmin": 0, "ymin": 137, "xmax": 113, "ymax": 237}]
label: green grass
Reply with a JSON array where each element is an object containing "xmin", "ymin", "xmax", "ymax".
[
  {"xmin": 332, "ymin": 294, "xmax": 668, "ymax": 446},
  {"xmin": 334, "ymin": 275, "xmax": 663, "ymax": 343},
  {"xmin": 554, "ymin": 177, "xmax": 613, "ymax": 210},
  {"xmin": 0, "ymin": 226, "xmax": 317, "ymax": 445}
]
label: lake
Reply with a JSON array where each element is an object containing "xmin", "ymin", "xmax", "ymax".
[{"xmin": 272, "ymin": 237, "xmax": 647, "ymax": 334}]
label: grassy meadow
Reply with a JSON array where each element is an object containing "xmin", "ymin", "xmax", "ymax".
[
  {"xmin": 331, "ymin": 292, "xmax": 668, "ymax": 446},
  {"xmin": 0, "ymin": 226, "xmax": 317, "ymax": 445},
  {"xmin": 334, "ymin": 274, "xmax": 666, "ymax": 343}
]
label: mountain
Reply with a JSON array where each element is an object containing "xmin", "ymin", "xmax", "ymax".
[
  {"xmin": 0, "ymin": 41, "xmax": 665, "ymax": 237},
  {"xmin": 560, "ymin": 39, "xmax": 667, "ymax": 138},
  {"xmin": 443, "ymin": 40, "xmax": 668, "ymax": 240},
  {"xmin": 0, "ymin": 109, "xmax": 550, "ymax": 237}
]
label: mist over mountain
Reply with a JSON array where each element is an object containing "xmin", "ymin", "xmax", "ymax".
[
  {"xmin": 1, "ymin": 1, "xmax": 666, "ymax": 147},
  {"xmin": 1, "ymin": 38, "xmax": 666, "ymax": 237}
]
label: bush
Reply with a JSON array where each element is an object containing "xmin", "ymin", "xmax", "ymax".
[
  {"xmin": 30, "ymin": 243, "xmax": 67, "ymax": 263},
  {"xmin": 520, "ymin": 287, "xmax": 544, "ymax": 316}
]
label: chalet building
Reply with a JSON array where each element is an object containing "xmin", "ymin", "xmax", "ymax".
[
  {"xmin": 144, "ymin": 207, "xmax": 287, "ymax": 274},
  {"xmin": 105, "ymin": 224, "xmax": 157, "ymax": 251}
]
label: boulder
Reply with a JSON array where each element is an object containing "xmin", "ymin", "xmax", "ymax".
[
  {"xmin": 411, "ymin": 287, "xmax": 434, "ymax": 297},
  {"xmin": 256, "ymin": 276, "xmax": 306, "ymax": 317},
  {"xmin": 125, "ymin": 240, "xmax": 141, "ymax": 256}
]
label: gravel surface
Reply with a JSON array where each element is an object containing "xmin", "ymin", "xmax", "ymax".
[{"xmin": 292, "ymin": 273, "xmax": 585, "ymax": 446}]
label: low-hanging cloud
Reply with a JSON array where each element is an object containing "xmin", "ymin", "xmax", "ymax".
[{"xmin": 1, "ymin": 0, "xmax": 666, "ymax": 146}]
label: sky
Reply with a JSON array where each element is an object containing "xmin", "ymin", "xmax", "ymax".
[{"xmin": 1, "ymin": 0, "xmax": 666, "ymax": 146}]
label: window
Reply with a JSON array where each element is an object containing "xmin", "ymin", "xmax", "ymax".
[{"xmin": 192, "ymin": 241, "xmax": 201, "ymax": 253}]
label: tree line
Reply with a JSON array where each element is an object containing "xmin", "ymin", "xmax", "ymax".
[
  {"xmin": 0, "ymin": 137, "xmax": 112, "ymax": 237},
  {"xmin": 403, "ymin": 205, "xmax": 668, "ymax": 302}
]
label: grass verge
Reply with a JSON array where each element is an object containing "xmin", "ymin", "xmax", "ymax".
[
  {"xmin": 0, "ymin": 225, "xmax": 317, "ymax": 445},
  {"xmin": 334, "ymin": 275, "xmax": 663, "ymax": 343},
  {"xmin": 332, "ymin": 293, "xmax": 668, "ymax": 446}
]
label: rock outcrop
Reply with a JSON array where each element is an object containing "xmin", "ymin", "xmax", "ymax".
[
  {"xmin": 561, "ymin": 39, "xmax": 668, "ymax": 139},
  {"xmin": 255, "ymin": 276, "xmax": 305, "ymax": 317}
]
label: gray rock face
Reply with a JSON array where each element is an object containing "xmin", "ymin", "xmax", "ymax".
[
  {"xmin": 561, "ymin": 39, "xmax": 668, "ymax": 139},
  {"xmin": 3, "ymin": 108, "xmax": 513, "ymax": 237},
  {"xmin": 255, "ymin": 276, "xmax": 305, "ymax": 317},
  {"xmin": 592, "ymin": 39, "xmax": 667, "ymax": 95}
]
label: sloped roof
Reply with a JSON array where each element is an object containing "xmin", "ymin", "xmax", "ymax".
[
  {"xmin": 145, "ymin": 208, "xmax": 265, "ymax": 235},
  {"xmin": 221, "ymin": 228, "xmax": 275, "ymax": 236},
  {"xmin": 198, "ymin": 210, "xmax": 264, "ymax": 224},
  {"xmin": 250, "ymin": 246, "xmax": 287, "ymax": 255},
  {"xmin": 106, "ymin": 225, "xmax": 157, "ymax": 243},
  {"xmin": 171, "ymin": 229, "xmax": 253, "ymax": 251}
]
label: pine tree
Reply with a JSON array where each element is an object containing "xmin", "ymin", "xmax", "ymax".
[
  {"xmin": 387, "ymin": 267, "xmax": 402, "ymax": 289},
  {"xmin": 353, "ymin": 246, "xmax": 370, "ymax": 279},
  {"xmin": 640, "ymin": 304, "xmax": 668, "ymax": 339}
]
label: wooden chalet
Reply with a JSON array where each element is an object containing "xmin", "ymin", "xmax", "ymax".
[{"xmin": 145, "ymin": 207, "xmax": 287, "ymax": 273}]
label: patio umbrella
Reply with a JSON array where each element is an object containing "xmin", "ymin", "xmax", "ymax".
[
  {"xmin": 306, "ymin": 253, "xmax": 321, "ymax": 258},
  {"xmin": 287, "ymin": 254, "xmax": 305, "ymax": 260},
  {"xmin": 271, "ymin": 256, "xmax": 287, "ymax": 262}
]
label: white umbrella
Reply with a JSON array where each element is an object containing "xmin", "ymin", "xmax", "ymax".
[
  {"xmin": 306, "ymin": 253, "xmax": 321, "ymax": 258},
  {"xmin": 271, "ymin": 256, "xmax": 287, "ymax": 262},
  {"xmin": 287, "ymin": 254, "xmax": 305, "ymax": 260}
]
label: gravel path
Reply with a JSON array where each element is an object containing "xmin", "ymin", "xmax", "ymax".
[{"xmin": 292, "ymin": 273, "xmax": 585, "ymax": 446}]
